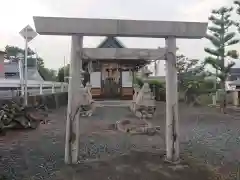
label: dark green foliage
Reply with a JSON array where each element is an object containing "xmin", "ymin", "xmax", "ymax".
[
  {"xmin": 5, "ymin": 45, "xmax": 34, "ymax": 59},
  {"xmin": 234, "ymin": 1, "xmax": 240, "ymax": 32},
  {"xmin": 5, "ymin": 46, "xmax": 36, "ymax": 67},
  {"xmin": 133, "ymin": 77, "xmax": 144, "ymax": 88},
  {"xmin": 176, "ymin": 54, "xmax": 212, "ymax": 105},
  {"xmin": 26, "ymin": 57, "xmax": 37, "ymax": 67},
  {"xmin": 201, "ymin": 80, "xmax": 220, "ymax": 90},
  {"xmin": 148, "ymin": 80, "xmax": 164, "ymax": 87},
  {"xmin": 204, "ymin": 7, "xmax": 239, "ymax": 80},
  {"xmin": 204, "ymin": 6, "xmax": 239, "ymax": 111},
  {"xmin": 177, "ymin": 54, "xmax": 205, "ymax": 92},
  {"xmin": 57, "ymin": 64, "xmax": 70, "ymax": 82},
  {"xmin": 39, "ymin": 67, "xmax": 57, "ymax": 81},
  {"xmin": 148, "ymin": 80, "xmax": 166, "ymax": 101},
  {"xmin": 133, "ymin": 78, "xmax": 166, "ymax": 101}
]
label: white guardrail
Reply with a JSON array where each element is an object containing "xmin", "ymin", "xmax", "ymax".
[{"xmin": 0, "ymin": 79, "xmax": 68, "ymax": 99}]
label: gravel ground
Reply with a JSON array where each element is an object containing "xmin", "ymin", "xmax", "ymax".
[
  {"xmin": 0, "ymin": 107, "xmax": 164, "ymax": 180},
  {"xmin": 152, "ymin": 102, "xmax": 240, "ymax": 179},
  {"xmin": 0, "ymin": 103, "xmax": 239, "ymax": 179}
]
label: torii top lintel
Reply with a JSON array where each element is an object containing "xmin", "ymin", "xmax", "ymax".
[{"xmin": 33, "ymin": 16, "xmax": 207, "ymax": 39}]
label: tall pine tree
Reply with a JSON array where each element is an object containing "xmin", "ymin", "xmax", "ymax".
[
  {"xmin": 204, "ymin": 7, "xmax": 239, "ymax": 112},
  {"xmin": 234, "ymin": 1, "xmax": 240, "ymax": 32}
]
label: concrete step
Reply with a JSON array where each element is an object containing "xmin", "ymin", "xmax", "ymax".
[{"xmin": 94, "ymin": 100, "xmax": 132, "ymax": 107}]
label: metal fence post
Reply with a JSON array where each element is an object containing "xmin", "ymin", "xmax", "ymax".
[
  {"xmin": 52, "ymin": 84, "xmax": 55, "ymax": 93},
  {"xmin": 61, "ymin": 83, "xmax": 64, "ymax": 92},
  {"xmin": 40, "ymin": 84, "xmax": 43, "ymax": 95}
]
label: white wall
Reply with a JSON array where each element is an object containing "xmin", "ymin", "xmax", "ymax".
[
  {"xmin": 90, "ymin": 72, "xmax": 101, "ymax": 88},
  {"xmin": 122, "ymin": 71, "xmax": 132, "ymax": 87}
]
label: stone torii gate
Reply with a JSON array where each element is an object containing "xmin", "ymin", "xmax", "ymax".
[{"xmin": 33, "ymin": 16, "xmax": 207, "ymax": 164}]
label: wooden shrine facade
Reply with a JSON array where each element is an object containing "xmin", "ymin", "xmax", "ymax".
[{"xmin": 82, "ymin": 37, "xmax": 149, "ymax": 99}]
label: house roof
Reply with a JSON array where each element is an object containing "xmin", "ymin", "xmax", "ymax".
[
  {"xmin": 0, "ymin": 50, "xmax": 5, "ymax": 54},
  {"xmin": 27, "ymin": 68, "xmax": 44, "ymax": 81},
  {"xmin": 4, "ymin": 62, "xmax": 19, "ymax": 73},
  {"xmin": 97, "ymin": 36, "xmax": 125, "ymax": 48},
  {"xmin": 4, "ymin": 61, "xmax": 43, "ymax": 81},
  {"xmin": 230, "ymin": 68, "xmax": 240, "ymax": 74}
]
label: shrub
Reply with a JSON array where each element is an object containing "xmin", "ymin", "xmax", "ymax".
[
  {"xmin": 133, "ymin": 77, "xmax": 144, "ymax": 87},
  {"xmin": 133, "ymin": 78, "xmax": 166, "ymax": 101},
  {"xmin": 148, "ymin": 80, "xmax": 166, "ymax": 101}
]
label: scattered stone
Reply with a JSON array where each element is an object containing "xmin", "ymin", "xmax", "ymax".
[{"xmin": 0, "ymin": 100, "xmax": 48, "ymax": 134}]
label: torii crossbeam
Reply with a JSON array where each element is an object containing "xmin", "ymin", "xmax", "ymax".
[{"xmin": 82, "ymin": 48, "xmax": 166, "ymax": 60}]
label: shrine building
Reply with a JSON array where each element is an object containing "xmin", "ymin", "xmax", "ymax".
[{"xmin": 82, "ymin": 37, "xmax": 150, "ymax": 99}]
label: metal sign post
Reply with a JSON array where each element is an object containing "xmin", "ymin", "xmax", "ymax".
[
  {"xmin": 19, "ymin": 25, "xmax": 37, "ymax": 106},
  {"xmin": 16, "ymin": 53, "xmax": 24, "ymax": 96}
]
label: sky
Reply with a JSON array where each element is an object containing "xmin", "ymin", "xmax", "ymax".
[{"xmin": 0, "ymin": 0, "xmax": 238, "ymax": 75}]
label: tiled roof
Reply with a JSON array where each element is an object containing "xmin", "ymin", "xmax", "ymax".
[{"xmin": 97, "ymin": 37, "xmax": 125, "ymax": 48}]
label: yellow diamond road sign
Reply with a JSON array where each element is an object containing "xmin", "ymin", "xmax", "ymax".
[{"xmin": 19, "ymin": 25, "xmax": 38, "ymax": 42}]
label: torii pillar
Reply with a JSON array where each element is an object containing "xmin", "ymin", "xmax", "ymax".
[
  {"xmin": 65, "ymin": 35, "xmax": 83, "ymax": 164},
  {"xmin": 165, "ymin": 37, "xmax": 179, "ymax": 162}
]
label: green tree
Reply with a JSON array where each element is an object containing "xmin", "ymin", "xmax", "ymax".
[
  {"xmin": 176, "ymin": 54, "xmax": 210, "ymax": 105},
  {"xmin": 39, "ymin": 67, "xmax": 57, "ymax": 81},
  {"xmin": 204, "ymin": 7, "xmax": 239, "ymax": 112},
  {"xmin": 176, "ymin": 54, "xmax": 201, "ymax": 91},
  {"xmin": 5, "ymin": 45, "xmax": 35, "ymax": 59},
  {"xmin": 234, "ymin": 1, "xmax": 240, "ymax": 32},
  {"xmin": 57, "ymin": 64, "xmax": 69, "ymax": 82},
  {"xmin": 5, "ymin": 46, "xmax": 36, "ymax": 67}
]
